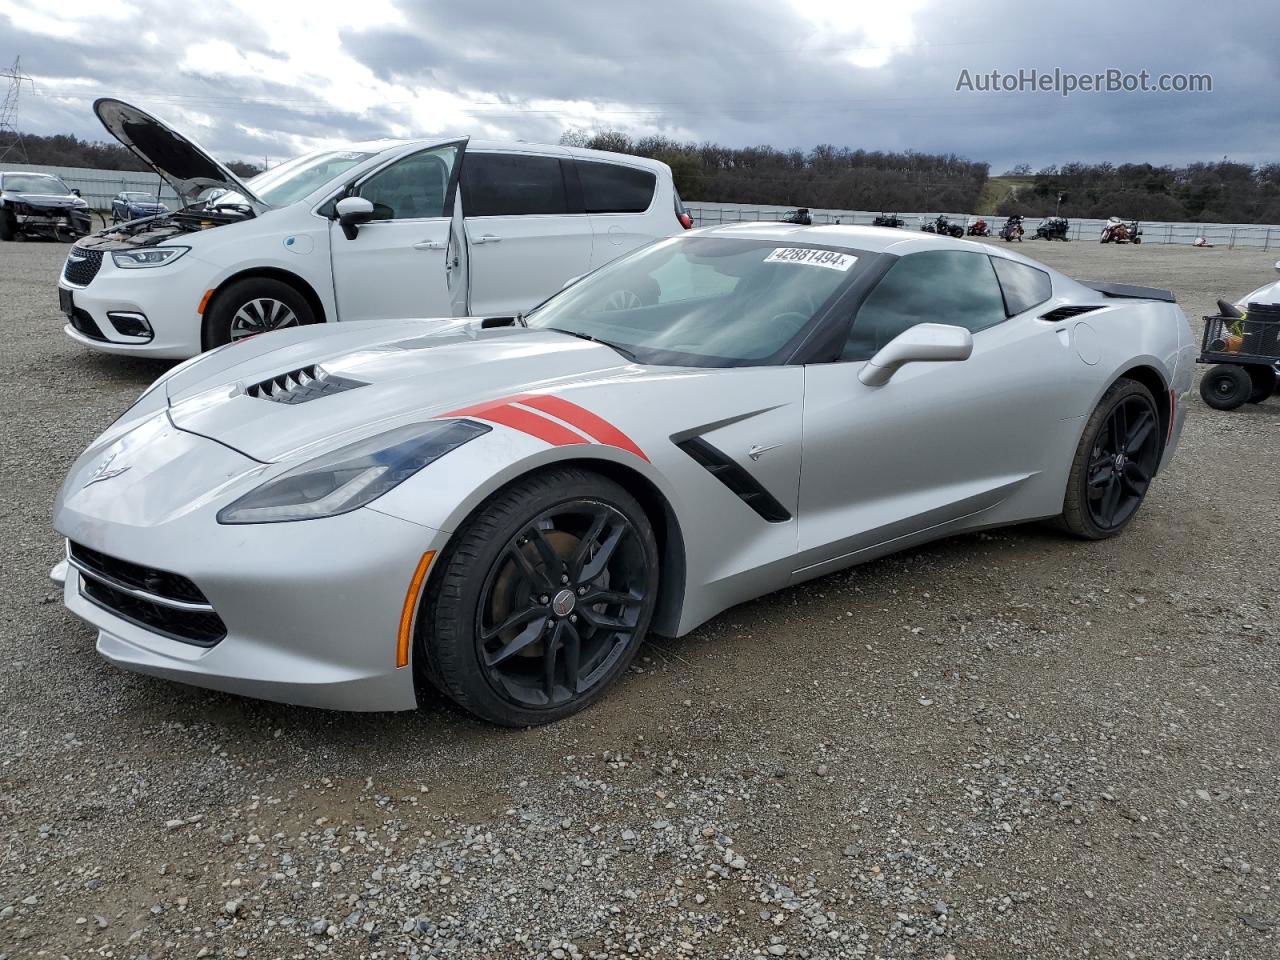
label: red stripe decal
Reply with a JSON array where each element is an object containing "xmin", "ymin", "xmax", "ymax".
[
  {"xmin": 438, "ymin": 394, "xmax": 532, "ymax": 420},
  {"xmin": 476, "ymin": 404, "xmax": 589, "ymax": 448},
  {"xmin": 518, "ymin": 395, "xmax": 649, "ymax": 462}
]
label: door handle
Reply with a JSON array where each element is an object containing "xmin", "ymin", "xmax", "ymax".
[
  {"xmin": 413, "ymin": 239, "xmax": 446, "ymax": 250},
  {"xmin": 471, "ymin": 234, "xmax": 503, "ymax": 244}
]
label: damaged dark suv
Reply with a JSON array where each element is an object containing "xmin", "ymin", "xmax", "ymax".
[{"xmin": 0, "ymin": 171, "xmax": 93, "ymax": 241}]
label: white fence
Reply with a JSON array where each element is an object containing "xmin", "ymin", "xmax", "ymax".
[
  {"xmin": 0, "ymin": 161, "xmax": 180, "ymax": 212},
  {"xmin": 686, "ymin": 201, "xmax": 1280, "ymax": 249}
]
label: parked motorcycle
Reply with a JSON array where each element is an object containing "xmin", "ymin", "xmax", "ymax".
[
  {"xmin": 1000, "ymin": 215, "xmax": 1025, "ymax": 242},
  {"xmin": 1100, "ymin": 217, "xmax": 1143, "ymax": 244},
  {"xmin": 873, "ymin": 213, "xmax": 904, "ymax": 228},
  {"xmin": 921, "ymin": 214, "xmax": 964, "ymax": 239},
  {"xmin": 1034, "ymin": 216, "xmax": 1071, "ymax": 241},
  {"xmin": 966, "ymin": 218, "xmax": 990, "ymax": 237}
]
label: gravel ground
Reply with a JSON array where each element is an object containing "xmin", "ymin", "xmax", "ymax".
[{"xmin": 1, "ymin": 237, "xmax": 1277, "ymax": 960}]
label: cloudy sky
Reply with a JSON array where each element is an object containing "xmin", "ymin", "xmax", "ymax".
[{"xmin": 2, "ymin": 0, "xmax": 1276, "ymax": 171}]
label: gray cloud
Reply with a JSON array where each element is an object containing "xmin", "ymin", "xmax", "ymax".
[{"xmin": 3, "ymin": 0, "xmax": 1277, "ymax": 171}]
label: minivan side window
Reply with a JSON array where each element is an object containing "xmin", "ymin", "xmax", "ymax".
[
  {"xmin": 461, "ymin": 153, "xmax": 568, "ymax": 217},
  {"xmin": 356, "ymin": 143, "xmax": 461, "ymax": 220},
  {"xmin": 990, "ymin": 256, "xmax": 1052, "ymax": 315},
  {"xmin": 842, "ymin": 250, "xmax": 1007, "ymax": 361},
  {"xmin": 578, "ymin": 161, "xmax": 656, "ymax": 214}
]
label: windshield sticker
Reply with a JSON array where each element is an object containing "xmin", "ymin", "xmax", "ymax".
[{"xmin": 764, "ymin": 247, "xmax": 857, "ymax": 271}]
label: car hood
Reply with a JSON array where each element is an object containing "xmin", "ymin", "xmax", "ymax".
[
  {"xmin": 1237, "ymin": 278, "xmax": 1280, "ymax": 308},
  {"xmin": 10, "ymin": 193, "xmax": 83, "ymax": 207},
  {"xmin": 94, "ymin": 98, "xmax": 266, "ymax": 212},
  {"xmin": 164, "ymin": 319, "xmax": 639, "ymax": 462}
]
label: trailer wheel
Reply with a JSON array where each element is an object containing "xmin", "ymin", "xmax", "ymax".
[
  {"xmin": 1200, "ymin": 364, "xmax": 1252, "ymax": 410},
  {"xmin": 1246, "ymin": 365, "xmax": 1277, "ymax": 403}
]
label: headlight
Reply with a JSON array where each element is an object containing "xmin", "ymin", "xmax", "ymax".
[
  {"xmin": 217, "ymin": 419, "xmax": 490, "ymax": 524},
  {"xmin": 111, "ymin": 246, "xmax": 189, "ymax": 269}
]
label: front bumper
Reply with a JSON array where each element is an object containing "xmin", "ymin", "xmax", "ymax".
[
  {"xmin": 54, "ymin": 451, "xmax": 449, "ymax": 711},
  {"xmin": 15, "ymin": 207, "xmax": 91, "ymax": 236},
  {"xmin": 59, "ymin": 251, "xmax": 211, "ymax": 359}
]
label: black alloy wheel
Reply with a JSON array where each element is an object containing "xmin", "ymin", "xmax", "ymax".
[
  {"xmin": 1083, "ymin": 392, "xmax": 1161, "ymax": 532},
  {"xmin": 476, "ymin": 501, "xmax": 650, "ymax": 709},
  {"xmin": 421, "ymin": 468, "xmax": 659, "ymax": 726},
  {"xmin": 1058, "ymin": 379, "xmax": 1161, "ymax": 540}
]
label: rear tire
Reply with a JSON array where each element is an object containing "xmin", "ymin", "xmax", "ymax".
[
  {"xmin": 420, "ymin": 467, "xmax": 659, "ymax": 727},
  {"xmin": 202, "ymin": 277, "xmax": 316, "ymax": 350},
  {"xmin": 1199, "ymin": 364, "xmax": 1252, "ymax": 410},
  {"xmin": 1246, "ymin": 364, "xmax": 1276, "ymax": 403},
  {"xmin": 1059, "ymin": 379, "xmax": 1161, "ymax": 540}
]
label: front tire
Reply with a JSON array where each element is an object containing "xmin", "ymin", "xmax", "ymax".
[
  {"xmin": 421, "ymin": 468, "xmax": 660, "ymax": 726},
  {"xmin": 202, "ymin": 277, "xmax": 315, "ymax": 350},
  {"xmin": 1199, "ymin": 364, "xmax": 1252, "ymax": 410},
  {"xmin": 1059, "ymin": 379, "xmax": 1161, "ymax": 540},
  {"xmin": 0, "ymin": 209, "xmax": 14, "ymax": 241}
]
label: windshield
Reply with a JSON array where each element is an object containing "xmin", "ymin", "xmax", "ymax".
[
  {"xmin": 245, "ymin": 150, "xmax": 376, "ymax": 207},
  {"xmin": 3, "ymin": 173, "xmax": 72, "ymax": 194},
  {"xmin": 526, "ymin": 236, "xmax": 865, "ymax": 366}
]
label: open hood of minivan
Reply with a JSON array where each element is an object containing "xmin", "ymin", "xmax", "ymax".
[{"xmin": 93, "ymin": 98, "xmax": 268, "ymax": 212}]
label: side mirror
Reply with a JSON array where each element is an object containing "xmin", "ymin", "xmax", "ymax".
[
  {"xmin": 858, "ymin": 323, "xmax": 973, "ymax": 387},
  {"xmin": 336, "ymin": 196, "xmax": 376, "ymax": 239},
  {"xmin": 70, "ymin": 188, "xmax": 81, "ymax": 197},
  {"xmin": 1273, "ymin": 259, "xmax": 1280, "ymax": 274}
]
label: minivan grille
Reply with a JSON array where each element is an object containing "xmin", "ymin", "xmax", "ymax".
[
  {"xmin": 246, "ymin": 364, "xmax": 367, "ymax": 404},
  {"xmin": 69, "ymin": 541, "xmax": 226, "ymax": 647},
  {"xmin": 62, "ymin": 248, "xmax": 104, "ymax": 287}
]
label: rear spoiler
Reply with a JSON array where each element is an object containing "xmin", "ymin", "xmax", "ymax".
[{"xmin": 1082, "ymin": 281, "xmax": 1176, "ymax": 303}]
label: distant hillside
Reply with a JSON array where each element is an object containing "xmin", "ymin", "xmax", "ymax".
[
  {"xmin": 0, "ymin": 130, "xmax": 262, "ymax": 178},
  {"xmin": 977, "ymin": 176, "xmax": 1035, "ymax": 213}
]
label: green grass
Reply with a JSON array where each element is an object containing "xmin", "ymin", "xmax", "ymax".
[{"xmin": 977, "ymin": 176, "xmax": 1035, "ymax": 213}]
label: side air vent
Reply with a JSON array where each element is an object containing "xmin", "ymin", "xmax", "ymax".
[
  {"xmin": 245, "ymin": 364, "xmax": 367, "ymax": 404},
  {"xmin": 1039, "ymin": 304, "xmax": 1103, "ymax": 323},
  {"xmin": 675, "ymin": 437, "xmax": 791, "ymax": 523}
]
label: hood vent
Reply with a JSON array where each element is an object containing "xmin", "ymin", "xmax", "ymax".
[
  {"xmin": 1039, "ymin": 304, "xmax": 1103, "ymax": 323},
  {"xmin": 245, "ymin": 364, "xmax": 367, "ymax": 404}
]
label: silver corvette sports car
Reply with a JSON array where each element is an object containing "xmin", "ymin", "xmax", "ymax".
[{"xmin": 52, "ymin": 224, "xmax": 1194, "ymax": 725}]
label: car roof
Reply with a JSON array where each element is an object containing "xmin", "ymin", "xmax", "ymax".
[
  {"xmin": 694, "ymin": 222, "xmax": 1068, "ymax": 267},
  {"xmin": 338, "ymin": 137, "xmax": 668, "ymax": 173}
]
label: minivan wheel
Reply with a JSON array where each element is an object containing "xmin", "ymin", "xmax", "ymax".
[{"xmin": 203, "ymin": 277, "xmax": 316, "ymax": 350}]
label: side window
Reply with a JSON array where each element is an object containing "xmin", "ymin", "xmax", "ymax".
[
  {"xmin": 990, "ymin": 257, "xmax": 1052, "ymax": 316},
  {"xmin": 578, "ymin": 161, "xmax": 656, "ymax": 213},
  {"xmin": 356, "ymin": 143, "xmax": 460, "ymax": 220},
  {"xmin": 461, "ymin": 153, "xmax": 568, "ymax": 217},
  {"xmin": 842, "ymin": 251, "xmax": 1006, "ymax": 361}
]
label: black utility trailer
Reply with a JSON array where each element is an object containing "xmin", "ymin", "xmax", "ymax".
[{"xmin": 1197, "ymin": 302, "xmax": 1280, "ymax": 410}]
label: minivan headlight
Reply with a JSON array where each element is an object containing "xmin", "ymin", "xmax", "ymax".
[
  {"xmin": 111, "ymin": 246, "xmax": 189, "ymax": 269},
  {"xmin": 217, "ymin": 420, "xmax": 490, "ymax": 524}
]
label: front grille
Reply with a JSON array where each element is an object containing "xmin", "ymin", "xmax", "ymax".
[
  {"xmin": 69, "ymin": 541, "xmax": 226, "ymax": 647},
  {"xmin": 62, "ymin": 247, "xmax": 104, "ymax": 287},
  {"xmin": 246, "ymin": 364, "xmax": 367, "ymax": 404}
]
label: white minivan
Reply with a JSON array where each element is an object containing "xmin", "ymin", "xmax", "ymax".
[{"xmin": 59, "ymin": 99, "xmax": 691, "ymax": 358}]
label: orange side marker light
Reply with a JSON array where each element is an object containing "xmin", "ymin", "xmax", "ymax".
[
  {"xmin": 197, "ymin": 289, "xmax": 214, "ymax": 315},
  {"xmin": 396, "ymin": 551, "xmax": 436, "ymax": 668}
]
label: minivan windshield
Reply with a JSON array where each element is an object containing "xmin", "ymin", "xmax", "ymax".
[
  {"xmin": 526, "ymin": 236, "xmax": 866, "ymax": 367},
  {"xmin": 3, "ymin": 173, "xmax": 73, "ymax": 194},
  {"xmin": 245, "ymin": 150, "xmax": 376, "ymax": 207}
]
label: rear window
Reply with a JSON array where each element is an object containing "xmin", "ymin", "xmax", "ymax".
[
  {"xmin": 990, "ymin": 257, "xmax": 1052, "ymax": 316},
  {"xmin": 462, "ymin": 152, "xmax": 568, "ymax": 217},
  {"xmin": 578, "ymin": 161, "xmax": 656, "ymax": 214}
]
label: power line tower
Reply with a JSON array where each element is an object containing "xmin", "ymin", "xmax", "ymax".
[{"xmin": 0, "ymin": 57, "xmax": 35, "ymax": 163}]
